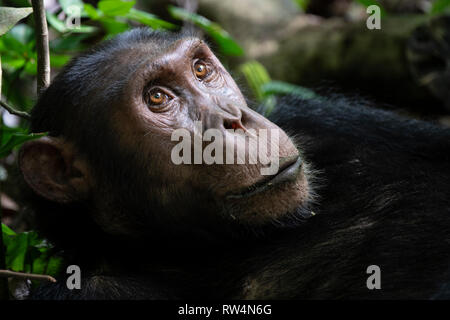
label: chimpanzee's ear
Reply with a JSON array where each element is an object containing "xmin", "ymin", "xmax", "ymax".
[{"xmin": 19, "ymin": 136, "xmax": 92, "ymax": 203}]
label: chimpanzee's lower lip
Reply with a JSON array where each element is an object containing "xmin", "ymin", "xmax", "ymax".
[{"xmin": 226, "ymin": 156, "xmax": 302, "ymax": 200}]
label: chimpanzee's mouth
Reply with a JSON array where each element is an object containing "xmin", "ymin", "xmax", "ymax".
[{"xmin": 226, "ymin": 155, "xmax": 302, "ymax": 200}]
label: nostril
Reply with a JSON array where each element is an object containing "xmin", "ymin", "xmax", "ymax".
[
  {"xmin": 224, "ymin": 119, "xmax": 244, "ymax": 131},
  {"xmin": 240, "ymin": 112, "xmax": 246, "ymax": 126},
  {"xmin": 224, "ymin": 119, "xmax": 234, "ymax": 130}
]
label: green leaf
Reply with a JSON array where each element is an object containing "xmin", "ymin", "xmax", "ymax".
[
  {"xmin": 50, "ymin": 54, "xmax": 71, "ymax": 67},
  {"xmin": 261, "ymin": 81, "xmax": 318, "ymax": 100},
  {"xmin": 72, "ymin": 25, "xmax": 98, "ymax": 34},
  {"xmin": 0, "ymin": 125, "xmax": 26, "ymax": 147},
  {"xmin": 98, "ymin": 0, "xmax": 135, "ymax": 16},
  {"xmin": 44, "ymin": 255, "xmax": 63, "ymax": 276},
  {"xmin": 0, "ymin": 24, "xmax": 34, "ymax": 57},
  {"xmin": 0, "ymin": 33, "xmax": 27, "ymax": 54},
  {"xmin": 239, "ymin": 61, "xmax": 272, "ymax": 102},
  {"xmin": 293, "ymin": 0, "xmax": 310, "ymax": 11},
  {"xmin": 125, "ymin": 8, "xmax": 176, "ymax": 30},
  {"xmin": 2, "ymin": 223, "xmax": 16, "ymax": 236},
  {"xmin": 31, "ymin": 244, "xmax": 63, "ymax": 276},
  {"xmin": 0, "ymin": 132, "xmax": 46, "ymax": 158},
  {"xmin": 4, "ymin": 232, "xmax": 29, "ymax": 271},
  {"xmin": 430, "ymin": 0, "xmax": 450, "ymax": 14},
  {"xmin": 257, "ymin": 81, "xmax": 319, "ymax": 116},
  {"xmin": 46, "ymin": 11, "xmax": 68, "ymax": 33},
  {"xmin": 24, "ymin": 59, "xmax": 37, "ymax": 75},
  {"xmin": 83, "ymin": 3, "xmax": 102, "ymax": 20},
  {"xmin": 168, "ymin": 6, "xmax": 243, "ymax": 56},
  {"xmin": 100, "ymin": 17, "xmax": 129, "ymax": 35},
  {"xmin": 2, "ymin": 226, "xmax": 63, "ymax": 277},
  {"xmin": 59, "ymin": 0, "xmax": 88, "ymax": 18},
  {"xmin": 238, "ymin": 61, "xmax": 278, "ymax": 115},
  {"xmin": 0, "ymin": 6, "xmax": 33, "ymax": 36}
]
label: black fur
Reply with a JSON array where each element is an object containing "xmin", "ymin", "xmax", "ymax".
[{"xmin": 235, "ymin": 96, "xmax": 450, "ymax": 299}]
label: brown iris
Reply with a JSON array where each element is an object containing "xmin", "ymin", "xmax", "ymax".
[
  {"xmin": 148, "ymin": 89, "xmax": 168, "ymax": 105},
  {"xmin": 194, "ymin": 61, "xmax": 208, "ymax": 79}
]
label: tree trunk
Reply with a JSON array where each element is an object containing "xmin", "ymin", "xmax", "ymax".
[{"xmin": 254, "ymin": 14, "xmax": 450, "ymax": 114}]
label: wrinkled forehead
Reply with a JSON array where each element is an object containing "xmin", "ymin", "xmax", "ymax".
[
  {"xmin": 110, "ymin": 37, "xmax": 202, "ymax": 76},
  {"xmin": 80, "ymin": 36, "xmax": 202, "ymax": 105}
]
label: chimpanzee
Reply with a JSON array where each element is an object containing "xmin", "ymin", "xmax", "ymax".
[{"xmin": 18, "ymin": 28, "xmax": 450, "ymax": 300}]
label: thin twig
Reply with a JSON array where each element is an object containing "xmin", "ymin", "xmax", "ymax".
[
  {"xmin": 177, "ymin": 0, "xmax": 199, "ymax": 34},
  {"xmin": 0, "ymin": 100, "xmax": 31, "ymax": 120},
  {"xmin": 31, "ymin": 0, "xmax": 50, "ymax": 94},
  {"xmin": 0, "ymin": 270, "xmax": 56, "ymax": 283}
]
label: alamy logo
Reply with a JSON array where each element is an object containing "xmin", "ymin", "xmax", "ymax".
[
  {"xmin": 171, "ymin": 121, "xmax": 280, "ymax": 175},
  {"xmin": 65, "ymin": 5, "xmax": 81, "ymax": 30},
  {"xmin": 66, "ymin": 265, "xmax": 81, "ymax": 290},
  {"xmin": 366, "ymin": 265, "xmax": 381, "ymax": 289},
  {"xmin": 366, "ymin": 5, "xmax": 381, "ymax": 30}
]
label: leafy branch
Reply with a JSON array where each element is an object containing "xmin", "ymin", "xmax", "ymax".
[
  {"xmin": 0, "ymin": 1, "xmax": 48, "ymax": 120},
  {"xmin": 0, "ymin": 1, "xmax": 51, "ymax": 299},
  {"xmin": 0, "ymin": 100, "xmax": 31, "ymax": 120}
]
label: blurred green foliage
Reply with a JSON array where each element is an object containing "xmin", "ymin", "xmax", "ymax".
[
  {"xmin": 293, "ymin": 0, "xmax": 310, "ymax": 11},
  {"xmin": 0, "ymin": 125, "xmax": 45, "ymax": 158},
  {"xmin": 431, "ymin": 0, "xmax": 450, "ymax": 15},
  {"xmin": 2, "ymin": 223, "xmax": 62, "ymax": 280}
]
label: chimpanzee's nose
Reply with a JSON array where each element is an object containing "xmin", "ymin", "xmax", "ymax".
[{"xmin": 202, "ymin": 100, "xmax": 246, "ymax": 132}]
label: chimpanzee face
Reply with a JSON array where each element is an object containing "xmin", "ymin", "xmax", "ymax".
[{"xmin": 19, "ymin": 34, "xmax": 311, "ymax": 238}]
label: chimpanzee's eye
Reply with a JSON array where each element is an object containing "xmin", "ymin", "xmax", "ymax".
[
  {"xmin": 193, "ymin": 61, "xmax": 209, "ymax": 79},
  {"xmin": 150, "ymin": 91, "xmax": 165, "ymax": 104},
  {"xmin": 145, "ymin": 88, "xmax": 172, "ymax": 110}
]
